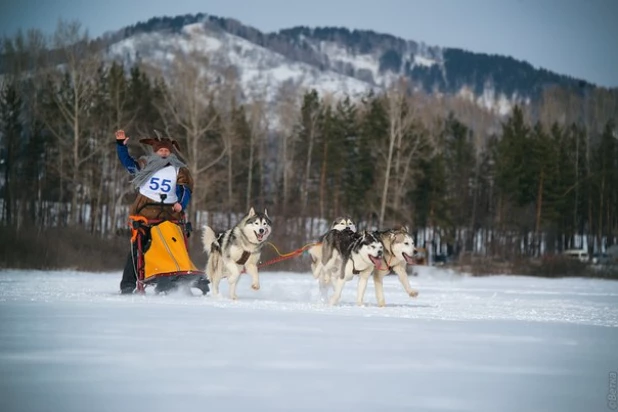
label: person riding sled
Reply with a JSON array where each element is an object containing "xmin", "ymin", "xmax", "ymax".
[{"xmin": 115, "ymin": 129, "xmax": 209, "ymax": 295}]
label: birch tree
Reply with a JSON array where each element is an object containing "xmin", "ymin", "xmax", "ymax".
[
  {"xmin": 219, "ymin": 66, "xmax": 244, "ymax": 222},
  {"xmin": 42, "ymin": 20, "xmax": 102, "ymax": 226},
  {"xmin": 379, "ymin": 78, "xmax": 417, "ymax": 227},
  {"xmin": 298, "ymin": 89, "xmax": 322, "ymax": 216},
  {"xmin": 148, "ymin": 49, "xmax": 225, "ymax": 221},
  {"xmin": 274, "ymin": 81, "xmax": 300, "ymax": 216},
  {"xmin": 245, "ymin": 97, "xmax": 268, "ymax": 210}
]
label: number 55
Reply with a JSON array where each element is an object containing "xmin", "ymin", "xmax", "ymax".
[{"xmin": 148, "ymin": 178, "xmax": 172, "ymax": 192}]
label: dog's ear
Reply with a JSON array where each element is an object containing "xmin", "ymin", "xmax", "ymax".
[
  {"xmin": 264, "ymin": 208, "xmax": 269, "ymax": 218},
  {"xmin": 248, "ymin": 207, "xmax": 255, "ymax": 216}
]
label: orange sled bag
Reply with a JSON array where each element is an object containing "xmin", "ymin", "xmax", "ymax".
[{"xmin": 130, "ymin": 216, "xmax": 208, "ymax": 294}]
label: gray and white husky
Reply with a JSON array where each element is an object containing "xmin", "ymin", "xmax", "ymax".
[
  {"xmin": 201, "ymin": 207, "xmax": 272, "ymax": 300},
  {"xmin": 321, "ymin": 229, "xmax": 385, "ymax": 306},
  {"xmin": 308, "ymin": 216, "xmax": 356, "ymax": 279},
  {"xmin": 372, "ymin": 226, "xmax": 419, "ymax": 306}
]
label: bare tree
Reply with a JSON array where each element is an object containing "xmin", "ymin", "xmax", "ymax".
[
  {"xmin": 42, "ymin": 20, "xmax": 102, "ymax": 226},
  {"xmin": 299, "ymin": 90, "xmax": 322, "ymax": 216},
  {"xmin": 378, "ymin": 78, "xmax": 417, "ymax": 227},
  {"xmin": 392, "ymin": 94, "xmax": 429, "ymax": 215},
  {"xmin": 88, "ymin": 62, "xmax": 136, "ymax": 236},
  {"xmin": 245, "ymin": 97, "xmax": 268, "ymax": 210},
  {"xmin": 217, "ymin": 66, "xmax": 243, "ymax": 224},
  {"xmin": 19, "ymin": 30, "xmax": 48, "ymax": 229},
  {"xmin": 274, "ymin": 81, "xmax": 301, "ymax": 216},
  {"xmin": 147, "ymin": 49, "xmax": 224, "ymax": 221}
]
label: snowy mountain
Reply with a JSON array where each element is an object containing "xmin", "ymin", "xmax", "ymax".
[
  {"xmin": 104, "ymin": 13, "xmax": 598, "ymax": 116},
  {"xmin": 107, "ymin": 22, "xmax": 377, "ymax": 106}
]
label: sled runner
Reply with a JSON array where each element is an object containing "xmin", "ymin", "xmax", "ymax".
[{"xmin": 129, "ymin": 215, "xmax": 209, "ymax": 295}]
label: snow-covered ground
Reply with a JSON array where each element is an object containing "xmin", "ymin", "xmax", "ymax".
[{"xmin": 1, "ymin": 267, "xmax": 617, "ymax": 412}]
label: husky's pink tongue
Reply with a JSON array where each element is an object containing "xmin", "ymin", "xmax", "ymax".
[
  {"xmin": 256, "ymin": 230, "xmax": 268, "ymax": 241},
  {"xmin": 403, "ymin": 253, "xmax": 415, "ymax": 264},
  {"xmin": 370, "ymin": 255, "xmax": 384, "ymax": 270}
]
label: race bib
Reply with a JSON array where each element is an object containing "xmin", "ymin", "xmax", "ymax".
[{"xmin": 139, "ymin": 166, "xmax": 178, "ymax": 203}]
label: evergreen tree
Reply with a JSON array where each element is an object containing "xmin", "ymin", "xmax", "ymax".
[
  {"xmin": 591, "ymin": 121, "xmax": 618, "ymax": 245},
  {"xmin": 529, "ymin": 122, "xmax": 560, "ymax": 254},
  {"xmin": 356, "ymin": 93, "xmax": 387, "ymax": 226},
  {"xmin": 495, "ymin": 106, "xmax": 534, "ymax": 207},
  {"xmin": 128, "ymin": 65, "xmax": 165, "ymax": 134},
  {"xmin": 295, "ymin": 89, "xmax": 323, "ymax": 216},
  {"xmin": 0, "ymin": 81, "xmax": 23, "ymax": 224},
  {"xmin": 326, "ymin": 96, "xmax": 359, "ymax": 221},
  {"xmin": 412, "ymin": 144, "xmax": 449, "ymax": 252},
  {"xmin": 442, "ymin": 114, "xmax": 476, "ymax": 251}
]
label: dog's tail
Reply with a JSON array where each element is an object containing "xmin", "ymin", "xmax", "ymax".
[
  {"xmin": 308, "ymin": 243, "xmax": 322, "ymax": 279},
  {"xmin": 201, "ymin": 225, "xmax": 217, "ymax": 254},
  {"xmin": 308, "ymin": 243, "xmax": 322, "ymax": 263}
]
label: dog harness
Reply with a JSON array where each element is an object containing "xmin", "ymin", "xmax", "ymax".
[
  {"xmin": 351, "ymin": 258, "xmax": 362, "ymax": 275},
  {"xmin": 236, "ymin": 251, "xmax": 251, "ymax": 265}
]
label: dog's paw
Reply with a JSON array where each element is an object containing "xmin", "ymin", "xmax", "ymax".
[
  {"xmin": 409, "ymin": 289, "xmax": 419, "ymax": 297},
  {"xmin": 356, "ymin": 302, "xmax": 366, "ymax": 307},
  {"xmin": 377, "ymin": 302, "xmax": 386, "ymax": 308},
  {"xmin": 251, "ymin": 283, "xmax": 260, "ymax": 291}
]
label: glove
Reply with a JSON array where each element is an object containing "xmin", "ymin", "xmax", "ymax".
[{"xmin": 115, "ymin": 130, "xmax": 129, "ymax": 145}]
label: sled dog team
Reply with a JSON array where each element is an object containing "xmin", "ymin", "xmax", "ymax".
[
  {"xmin": 113, "ymin": 129, "xmax": 418, "ymax": 303},
  {"xmin": 202, "ymin": 210, "xmax": 419, "ymax": 306}
]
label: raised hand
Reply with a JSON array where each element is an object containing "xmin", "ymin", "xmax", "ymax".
[{"xmin": 115, "ymin": 130, "xmax": 129, "ymax": 145}]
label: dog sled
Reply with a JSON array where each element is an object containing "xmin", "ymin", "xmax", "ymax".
[{"xmin": 129, "ymin": 215, "xmax": 209, "ymax": 295}]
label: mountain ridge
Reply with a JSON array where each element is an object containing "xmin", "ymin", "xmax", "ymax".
[{"xmin": 102, "ymin": 12, "xmax": 607, "ymax": 115}]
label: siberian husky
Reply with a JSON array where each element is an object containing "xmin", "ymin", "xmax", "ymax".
[
  {"xmin": 308, "ymin": 216, "xmax": 357, "ymax": 280},
  {"xmin": 201, "ymin": 207, "xmax": 271, "ymax": 299},
  {"xmin": 321, "ymin": 230, "xmax": 385, "ymax": 306},
  {"xmin": 372, "ymin": 226, "xmax": 419, "ymax": 306}
]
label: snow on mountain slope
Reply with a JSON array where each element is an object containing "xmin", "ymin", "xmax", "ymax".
[
  {"xmin": 309, "ymin": 37, "xmax": 441, "ymax": 87},
  {"xmin": 108, "ymin": 23, "xmax": 378, "ymax": 104},
  {"xmin": 106, "ymin": 20, "xmax": 521, "ymax": 116}
]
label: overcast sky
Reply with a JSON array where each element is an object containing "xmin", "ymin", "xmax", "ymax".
[{"xmin": 1, "ymin": 0, "xmax": 616, "ymax": 88}]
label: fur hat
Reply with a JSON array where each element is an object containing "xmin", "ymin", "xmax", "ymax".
[{"xmin": 139, "ymin": 137, "xmax": 181, "ymax": 153}]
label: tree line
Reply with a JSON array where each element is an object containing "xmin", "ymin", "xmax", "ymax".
[{"xmin": 1, "ymin": 21, "xmax": 617, "ymax": 266}]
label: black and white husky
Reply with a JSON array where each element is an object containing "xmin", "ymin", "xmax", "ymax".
[
  {"xmin": 321, "ymin": 229, "xmax": 385, "ymax": 306},
  {"xmin": 308, "ymin": 216, "xmax": 357, "ymax": 281},
  {"xmin": 201, "ymin": 207, "xmax": 272, "ymax": 300},
  {"xmin": 308, "ymin": 216, "xmax": 356, "ymax": 299}
]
